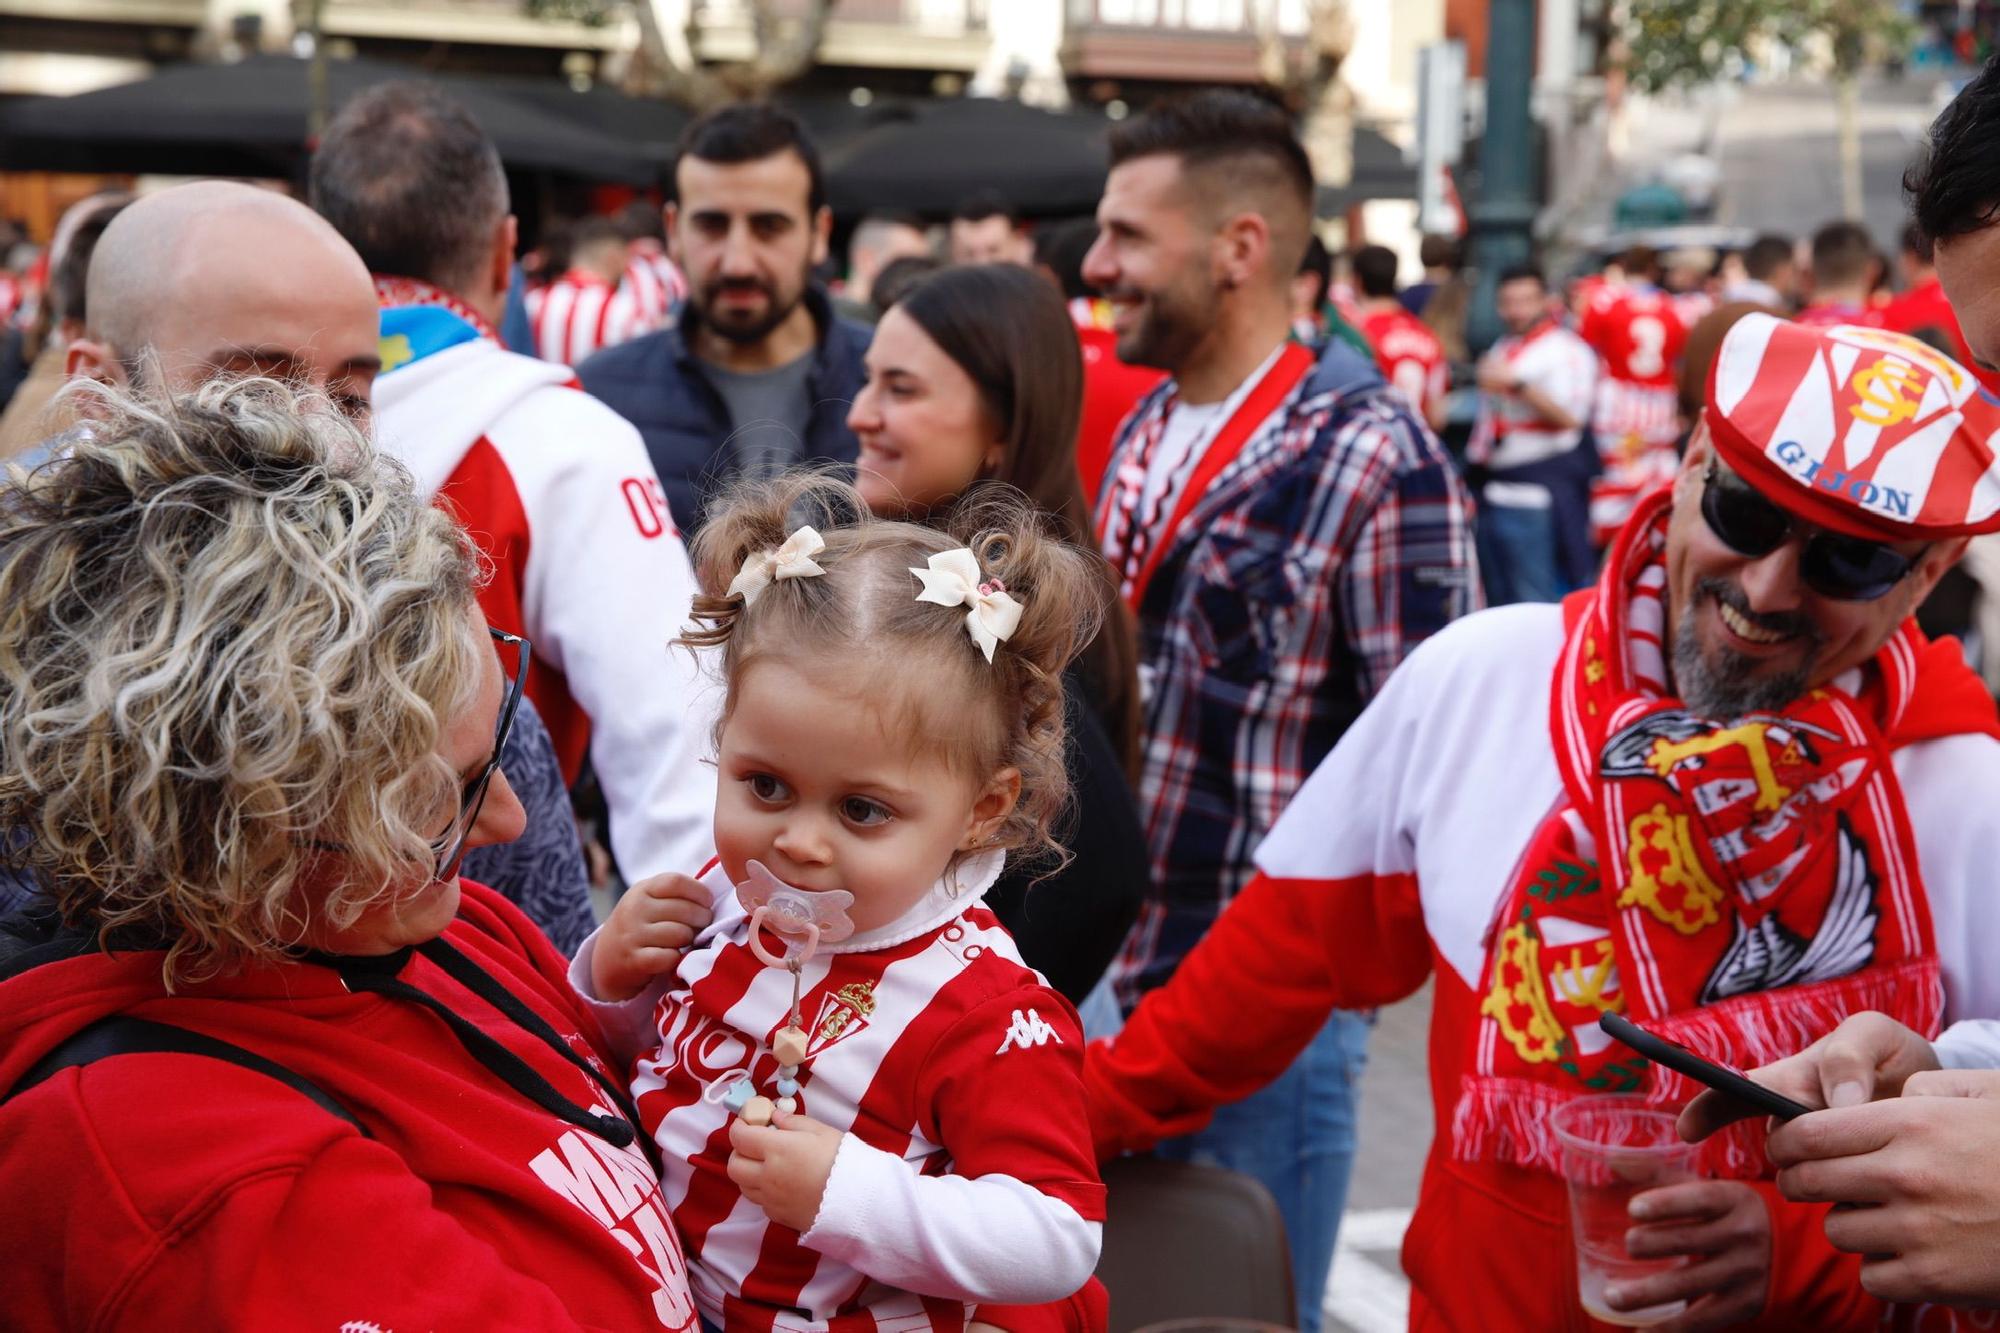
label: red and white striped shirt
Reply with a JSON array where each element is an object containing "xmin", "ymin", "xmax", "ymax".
[
  {"xmin": 527, "ymin": 257, "xmax": 681, "ymax": 367},
  {"xmin": 575, "ymin": 854, "xmax": 1104, "ymax": 1331},
  {"xmin": 625, "ymin": 242, "xmax": 689, "ymax": 328}
]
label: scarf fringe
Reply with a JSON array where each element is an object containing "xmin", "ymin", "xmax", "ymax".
[{"xmin": 1452, "ymin": 956, "xmax": 1944, "ymax": 1179}]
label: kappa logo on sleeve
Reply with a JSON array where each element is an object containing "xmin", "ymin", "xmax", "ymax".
[{"xmin": 995, "ymin": 1008, "xmax": 1064, "ymax": 1055}]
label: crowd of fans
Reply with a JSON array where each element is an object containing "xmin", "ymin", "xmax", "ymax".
[{"xmin": 7, "ymin": 54, "xmax": 2000, "ymax": 1333}]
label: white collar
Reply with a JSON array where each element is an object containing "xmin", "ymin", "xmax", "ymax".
[{"xmin": 820, "ymin": 848, "xmax": 1007, "ymax": 954}]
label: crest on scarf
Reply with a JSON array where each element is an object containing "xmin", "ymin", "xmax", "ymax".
[
  {"xmin": 1699, "ymin": 814, "xmax": 1879, "ymax": 1004},
  {"xmin": 1601, "ymin": 707, "xmax": 1869, "ymax": 927},
  {"xmin": 1483, "ymin": 914, "xmax": 1630, "ymax": 1070}
]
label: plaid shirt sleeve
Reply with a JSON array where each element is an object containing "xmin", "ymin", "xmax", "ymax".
[{"xmin": 1339, "ymin": 409, "xmax": 1485, "ymax": 700}]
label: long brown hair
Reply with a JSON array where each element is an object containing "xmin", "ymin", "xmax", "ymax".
[{"xmin": 894, "ymin": 262, "xmax": 1142, "ymax": 775}]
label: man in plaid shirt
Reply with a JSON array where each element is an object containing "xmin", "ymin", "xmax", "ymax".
[{"xmin": 1081, "ymin": 92, "xmax": 1478, "ymax": 1329}]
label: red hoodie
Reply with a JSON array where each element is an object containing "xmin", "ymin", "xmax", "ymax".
[{"xmin": 0, "ymin": 882, "xmax": 699, "ymax": 1332}]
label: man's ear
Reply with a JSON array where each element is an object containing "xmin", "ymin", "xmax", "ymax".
[
  {"xmin": 65, "ymin": 337, "xmax": 128, "ymax": 386},
  {"xmin": 811, "ymin": 204, "xmax": 833, "ymax": 269},
  {"xmin": 1908, "ymin": 535, "xmax": 1973, "ymax": 609},
  {"xmin": 1678, "ymin": 422, "xmax": 1714, "ymax": 479},
  {"xmin": 490, "ymin": 214, "xmax": 519, "ymax": 301},
  {"xmin": 664, "ymin": 202, "xmax": 683, "ymax": 267},
  {"xmin": 1214, "ymin": 211, "xmax": 1271, "ymax": 294}
]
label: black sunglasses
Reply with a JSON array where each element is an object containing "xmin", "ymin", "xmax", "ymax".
[
  {"xmin": 1700, "ymin": 465, "xmax": 1922, "ymax": 603},
  {"xmin": 428, "ymin": 627, "xmax": 532, "ymax": 883}
]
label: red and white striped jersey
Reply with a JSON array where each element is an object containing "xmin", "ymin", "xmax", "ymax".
[
  {"xmin": 581, "ymin": 854, "xmax": 1104, "ymax": 1331},
  {"xmin": 624, "ymin": 243, "xmax": 689, "ymax": 330},
  {"xmin": 1587, "ymin": 378, "xmax": 1683, "ymax": 545},
  {"xmin": 527, "ymin": 264, "xmax": 677, "ymax": 367}
]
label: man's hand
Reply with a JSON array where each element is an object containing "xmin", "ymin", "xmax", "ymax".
[
  {"xmin": 1679, "ymin": 1011, "xmax": 1939, "ymax": 1143},
  {"xmin": 1476, "ymin": 357, "xmax": 1516, "ymax": 394},
  {"xmin": 727, "ymin": 1110, "xmax": 845, "ymax": 1233},
  {"xmin": 1601, "ymin": 1181, "xmax": 1772, "ymax": 1332},
  {"xmin": 589, "ymin": 871, "xmax": 712, "ymax": 1001},
  {"xmin": 1768, "ymin": 1068, "xmax": 2000, "ymax": 1306}
]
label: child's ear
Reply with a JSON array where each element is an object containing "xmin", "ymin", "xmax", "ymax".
[{"xmin": 961, "ymin": 767, "xmax": 1022, "ymax": 849}]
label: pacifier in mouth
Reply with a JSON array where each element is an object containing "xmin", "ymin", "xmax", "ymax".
[{"xmin": 734, "ymin": 859, "xmax": 856, "ymax": 969}]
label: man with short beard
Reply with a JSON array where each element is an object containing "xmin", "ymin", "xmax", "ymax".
[
  {"xmin": 579, "ymin": 105, "xmax": 868, "ymax": 533},
  {"xmin": 1079, "ymin": 90, "xmax": 1478, "ymax": 1330},
  {"xmin": 1086, "ymin": 313, "xmax": 2000, "ymax": 1330}
]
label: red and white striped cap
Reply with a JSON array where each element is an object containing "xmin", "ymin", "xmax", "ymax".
[{"xmin": 1705, "ymin": 312, "xmax": 2000, "ymax": 540}]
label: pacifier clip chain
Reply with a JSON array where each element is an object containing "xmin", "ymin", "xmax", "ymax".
[{"xmin": 705, "ymin": 860, "xmax": 852, "ymax": 1127}]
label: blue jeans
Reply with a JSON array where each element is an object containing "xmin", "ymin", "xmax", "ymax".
[
  {"xmin": 1154, "ymin": 1009, "xmax": 1373, "ymax": 1333},
  {"xmin": 1477, "ymin": 497, "xmax": 1565, "ymax": 605}
]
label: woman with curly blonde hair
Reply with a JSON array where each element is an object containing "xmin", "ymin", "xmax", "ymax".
[{"xmin": 0, "ymin": 377, "xmax": 704, "ymax": 1330}]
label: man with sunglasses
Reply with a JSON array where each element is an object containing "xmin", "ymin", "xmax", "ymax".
[{"xmin": 1085, "ymin": 314, "xmax": 2000, "ymax": 1331}]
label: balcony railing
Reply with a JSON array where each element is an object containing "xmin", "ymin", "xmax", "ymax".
[
  {"xmin": 698, "ymin": 0, "xmax": 988, "ymax": 33},
  {"xmin": 1066, "ymin": 0, "xmax": 1307, "ymax": 36}
]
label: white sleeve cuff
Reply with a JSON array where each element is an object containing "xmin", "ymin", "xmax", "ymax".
[
  {"xmin": 801, "ymin": 1132, "xmax": 1101, "ymax": 1306},
  {"xmin": 567, "ymin": 926, "xmax": 669, "ymax": 1068},
  {"xmin": 1934, "ymin": 1019, "xmax": 2000, "ymax": 1071}
]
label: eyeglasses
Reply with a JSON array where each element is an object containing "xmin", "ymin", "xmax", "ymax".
[
  {"xmin": 1699, "ymin": 465, "xmax": 1923, "ymax": 603},
  {"xmin": 427, "ymin": 627, "xmax": 532, "ymax": 883}
]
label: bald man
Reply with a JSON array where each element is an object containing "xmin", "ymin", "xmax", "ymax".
[
  {"xmin": 1080, "ymin": 91, "xmax": 1478, "ymax": 1331},
  {"xmin": 66, "ymin": 181, "xmax": 382, "ymax": 418},
  {"xmin": 50, "ymin": 179, "xmax": 596, "ymax": 954}
]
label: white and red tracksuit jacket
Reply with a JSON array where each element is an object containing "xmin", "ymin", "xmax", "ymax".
[
  {"xmin": 1087, "ymin": 603, "xmax": 2000, "ymax": 1332},
  {"xmin": 373, "ymin": 339, "xmax": 719, "ymax": 881}
]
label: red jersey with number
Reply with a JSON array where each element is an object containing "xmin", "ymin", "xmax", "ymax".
[
  {"xmin": 373, "ymin": 336, "xmax": 716, "ymax": 883},
  {"xmin": 1578, "ymin": 286, "xmax": 1686, "ymax": 391},
  {"xmin": 1360, "ymin": 306, "xmax": 1447, "ymax": 425},
  {"xmin": 1578, "ymin": 288, "xmax": 1686, "ymax": 543}
]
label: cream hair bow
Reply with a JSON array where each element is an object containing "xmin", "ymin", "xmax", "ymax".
[
  {"xmin": 727, "ymin": 525, "xmax": 826, "ymax": 604},
  {"xmin": 910, "ymin": 548, "xmax": 1023, "ymax": 663}
]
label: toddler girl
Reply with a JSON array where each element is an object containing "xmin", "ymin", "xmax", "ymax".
[{"xmin": 572, "ymin": 474, "xmax": 1108, "ymax": 1331}]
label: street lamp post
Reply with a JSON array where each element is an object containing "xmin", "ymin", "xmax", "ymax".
[{"xmin": 1466, "ymin": 0, "xmax": 1538, "ymax": 355}]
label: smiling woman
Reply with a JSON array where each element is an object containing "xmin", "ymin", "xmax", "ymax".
[
  {"xmin": 846, "ymin": 263, "xmax": 1149, "ymax": 1002},
  {"xmin": 0, "ymin": 376, "xmax": 698, "ymax": 1331}
]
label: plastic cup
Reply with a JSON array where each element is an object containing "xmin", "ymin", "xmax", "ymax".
[{"xmin": 1551, "ymin": 1094, "xmax": 1702, "ymax": 1327}]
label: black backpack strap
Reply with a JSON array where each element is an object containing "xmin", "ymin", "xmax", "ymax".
[{"xmin": 3, "ymin": 1015, "xmax": 369, "ymax": 1136}]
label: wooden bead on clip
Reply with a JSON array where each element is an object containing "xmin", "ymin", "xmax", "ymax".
[{"xmin": 772, "ymin": 1026, "xmax": 809, "ymax": 1066}]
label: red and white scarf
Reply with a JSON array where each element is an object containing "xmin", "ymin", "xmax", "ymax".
[
  {"xmin": 1453, "ymin": 489, "xmax": 1952, "ymax": 1177},
  {"xmin": 1094, "ymin": 341, "xmax": 1313, "ymax": 610}
]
